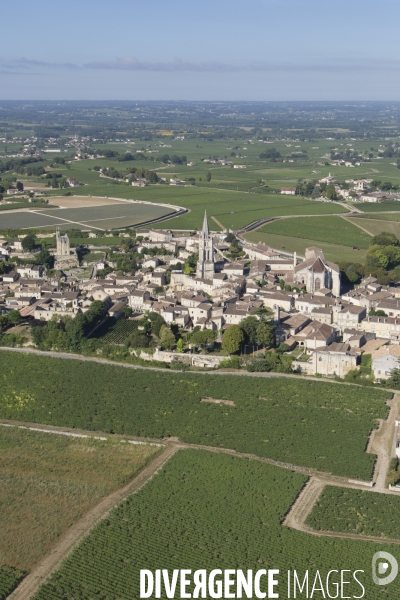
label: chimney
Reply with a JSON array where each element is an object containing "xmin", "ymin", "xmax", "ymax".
[{"xmin": 293, "ymin": 251, "xmax": 297, "ymax": 268}]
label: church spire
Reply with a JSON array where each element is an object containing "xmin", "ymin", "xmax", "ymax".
[{"xmin": 202, "ymin": 210, "xmax": 209, "ymax": 236}]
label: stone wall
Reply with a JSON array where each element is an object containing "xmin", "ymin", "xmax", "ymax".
[{"xmin": 133, "ymin": 347, "xmax": 225, "ymax": 368}]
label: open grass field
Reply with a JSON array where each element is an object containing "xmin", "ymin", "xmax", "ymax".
[
  {"xmin": 0, "ymin": 201, "xmax": 175, "ymax": 231},
  {"xmin": 0, "ymin": 351, "xmax": 391, "ymax": 479},
  {"xmin": 253, "ymin": 216, "xmax": 372, "ymax": 248},
  {"xmin": 348, "ymin": 217, "xmax": 400, "ymax": 238},
  {"xmin": 306, "ymin": 486, "xmax": 400, "ymax": 539},
  {"xmin": 34, "ymin": 450, "xmax": 400, "ymax": 600},
  {"xmin": 244, "ymin": 230, "xmax": 369, "ymax": 263},
  {"xmin": 0, "ymin": 426, "xmax": 160, "ymax": 573}
]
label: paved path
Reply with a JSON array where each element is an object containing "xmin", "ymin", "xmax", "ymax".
[{"xmin": 9, "ymin": 444, "xmax": 178, "ymax": 600}]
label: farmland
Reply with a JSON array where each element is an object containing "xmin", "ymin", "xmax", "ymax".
[
  {"xmin": 33, "ymin": 450, "xmax": 400, "ymax": 600},
  {"xmin": 0, "ymin": 566, "xmax": 26, "ymax": 600},
  {"xmin": 356, "ymin": 202, "xmax": 400, "ymax": 212},
  {"xmin": 243, "ymin": 230, "xmax": 369, "ymax": 263},
  {"xmin": 253, "ymin": 216, "xmax": 372, "ymax": 249},
  {"xmin": 0, "ymin": 351, "xmax": 391, "ymax": 479},
  {"xmin": 93, "ymin": 318, "xmax": 138, "ymax": 344},
  {"xmin": 0, "ymin": 201, "xmax": 177, "ymax": 231},
  {"xmin": 306, "ymin": 486, "xmax": 400, "ymax": 539},
  {"xmin": 0, "ymin": 426, "xmax": 160, "ymax": 572},
  {"xmin": 347, "ymin": 216, "xmax": 400, "ymax": 238},
  {"xmin": 354, "ymin": 212, "xmax": 400, "ymax": 222}
]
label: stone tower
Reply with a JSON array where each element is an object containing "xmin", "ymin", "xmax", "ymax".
[
  {"xmin": 196, "ymin": 211, "xmax": 215, "ymax": 280},
  {"xmin": 56, "ymin": 228, "xmax": 70, "ymax": 257}
]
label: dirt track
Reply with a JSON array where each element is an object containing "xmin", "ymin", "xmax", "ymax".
[{"xmin": 9, "ymin": 444, "xmax": 179, "ymax": 600}]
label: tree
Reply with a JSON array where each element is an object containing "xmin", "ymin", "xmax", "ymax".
[
  {"xmin": 8, "ymin": 310, "xmax": 21, "ymax": 326},
  {"xmin": 256, "ymin": 322, "xmax": 274, "ymax": 347},
  {"xmin": 149, "ymin": 313, "xmax": 166, "ymax": 337},
  {"xmin": 190, "ymin": 328, "xmax": 217, "ymax": 349},
  {"xmin": 259, "ymin": 148, "xmax": 281, "ymax": 161},
  {"xmin": 222, "ymin": 325, "xmax": 244, "ymax": 355},
  {"xmin": 325, "ymin": 184, "xmax": 337, "ymax": 200},
  {"xmin": 159, "ymin": 325, "xmax": 176, "ymax": 350},
  {"xmin": 36, "ymin": 247, "xmax": 54, "ymax": 269},
  {"xmin": 176, "ymin": 338, "xmax": 185, "ymax": 353},
  {"xmin": 21, "ymin": 233, "xmax": 36, "ymax": 252},
  {"xmin": 16, "ymin": 181, "xmax": 24, "ymax": 192},
  {"xmin": 240, "ymin": 316, "xmax": 259, "ymax": 345},
  {"xmin": 206, "ymin": 170, "xmax": 211, "ymax": 182},
  {"xmin": 371, "ymin": 232, "xmax": 399, "ymax": 247},
  {"xmin": 387, "ymin": 366, "xmax": 400, "ymax": 389}
]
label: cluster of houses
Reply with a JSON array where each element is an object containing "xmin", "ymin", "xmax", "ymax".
[
  {"xmin": 2, "ymin": 213, "xmax": 400, "ymax": 380},
  {"xmin": 280, "ymin": 174, "xmax": 400, "ymax": 204}
]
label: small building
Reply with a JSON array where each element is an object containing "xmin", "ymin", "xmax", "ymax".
[{"xmin": 281, "ymin": 187, "xmax": 296, "ymax": 195}]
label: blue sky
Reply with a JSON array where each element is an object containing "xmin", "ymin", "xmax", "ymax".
[{"xmin": 1, "ymin": 0, "xmax": 399, "ymax": 100}]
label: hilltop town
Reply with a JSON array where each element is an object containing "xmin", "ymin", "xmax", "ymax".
[{"xmin": 1, "ymin": 212, "xmax": 399, "ymax": 382}]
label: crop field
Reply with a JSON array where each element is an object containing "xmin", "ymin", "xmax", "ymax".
[
  {"xmin": 93, "ymin": 318, "xmax": 138, "ymax": 344},
  {"xmin": 347, "ymin": 217, "xmax": 400, "ymax": 238},
  {"xmin": 354, "ymin": 212, "xmax": 400, "ymax": 222},
  {"xmin": 356, "ymin": 202, "xmax": 400, "ymax": 212},
  {"xmin": 0, "ymin": 202, "xmax": 175, "ymax": 231},
  {"xmin": 0, "ymin": 426, "xmax": 160, "ymax": 572},
  {"xmin": 0, "ymin": 565, "xmax": 26, "ymax": 600},
  {"xmin": 254, "ymin": 216, "xmax": 372, "ymax": 249},
  {"xmin": 0, "ymin": 352, "xmax": 391, "ymax": 479},
  {"xmin": 244, "ymin": 231, "xmax": 369, "ymax": 263},
  {"xmin": 306, "ymin": 486, "xmax": 400, "ymax": 539},
  {"xmin": 43, "ymin": 186, "xmax": 347, "ymax": 231},
  {"xmin": 33, "ymin": 450, "xmax": 400, "ymax": 600}
]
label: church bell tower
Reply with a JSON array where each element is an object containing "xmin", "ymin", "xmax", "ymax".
[{"xmin": 196, "ymin": 211, "xmax": 215, "ymax": 279}]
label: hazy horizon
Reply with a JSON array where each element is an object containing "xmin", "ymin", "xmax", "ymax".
[{"xmin": 1, "ymin": 0, "xmax": 400, "ymax": 101}]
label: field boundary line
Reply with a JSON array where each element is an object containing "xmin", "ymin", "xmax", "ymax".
[
  {"xmin": 341, "ymin": 215, "xmax": 374, "ymax": 236},
  {"xmin": 0, "ymin": 421, "xmax": 163, "ymax": 446},
  {"xmin": 8, "ymin": 443, "xmax": 178, "ymax": 600},
  {"xmin": 211, "ymin": 215, "xmax": 225, "ymax": 229},
  {"xmin": 30, "ymin": 210, "xmax": 104, "ymax": 231}
]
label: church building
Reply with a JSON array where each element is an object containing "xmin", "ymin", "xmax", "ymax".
[
  {"xmin": 292, "ymin": 247, "xmax": 341, "ymax": 296},
  {"xmin": 196, "ymin": 211, "xmax": 215, "ymax": 279}
]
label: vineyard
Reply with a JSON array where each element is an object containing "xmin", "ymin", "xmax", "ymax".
[
  {"xmin": 93, "ymin": 318, "xmax": 139, "ymax": 344},
  {"xmin": 306, "ymin": 486, "xmax": 400, "ymax": 539},
  {"xmin": 0, "ymin": 351, "xmax": 391, "ymax": 479},
  {"xmin": 0, "ymin": 566, "xmax": 26, "ymax": 600},
  {"xmin": 33, "ymin": 450, "xmax": 400, "ymax": 600},
  {"xmin": 0, "ymin": 426, "xmax": 160, "ymax": 572}
]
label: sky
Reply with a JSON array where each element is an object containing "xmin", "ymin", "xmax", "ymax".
[{"xmin": 1, "ymin": 0, "xmax": 400, "ymax": 101}]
